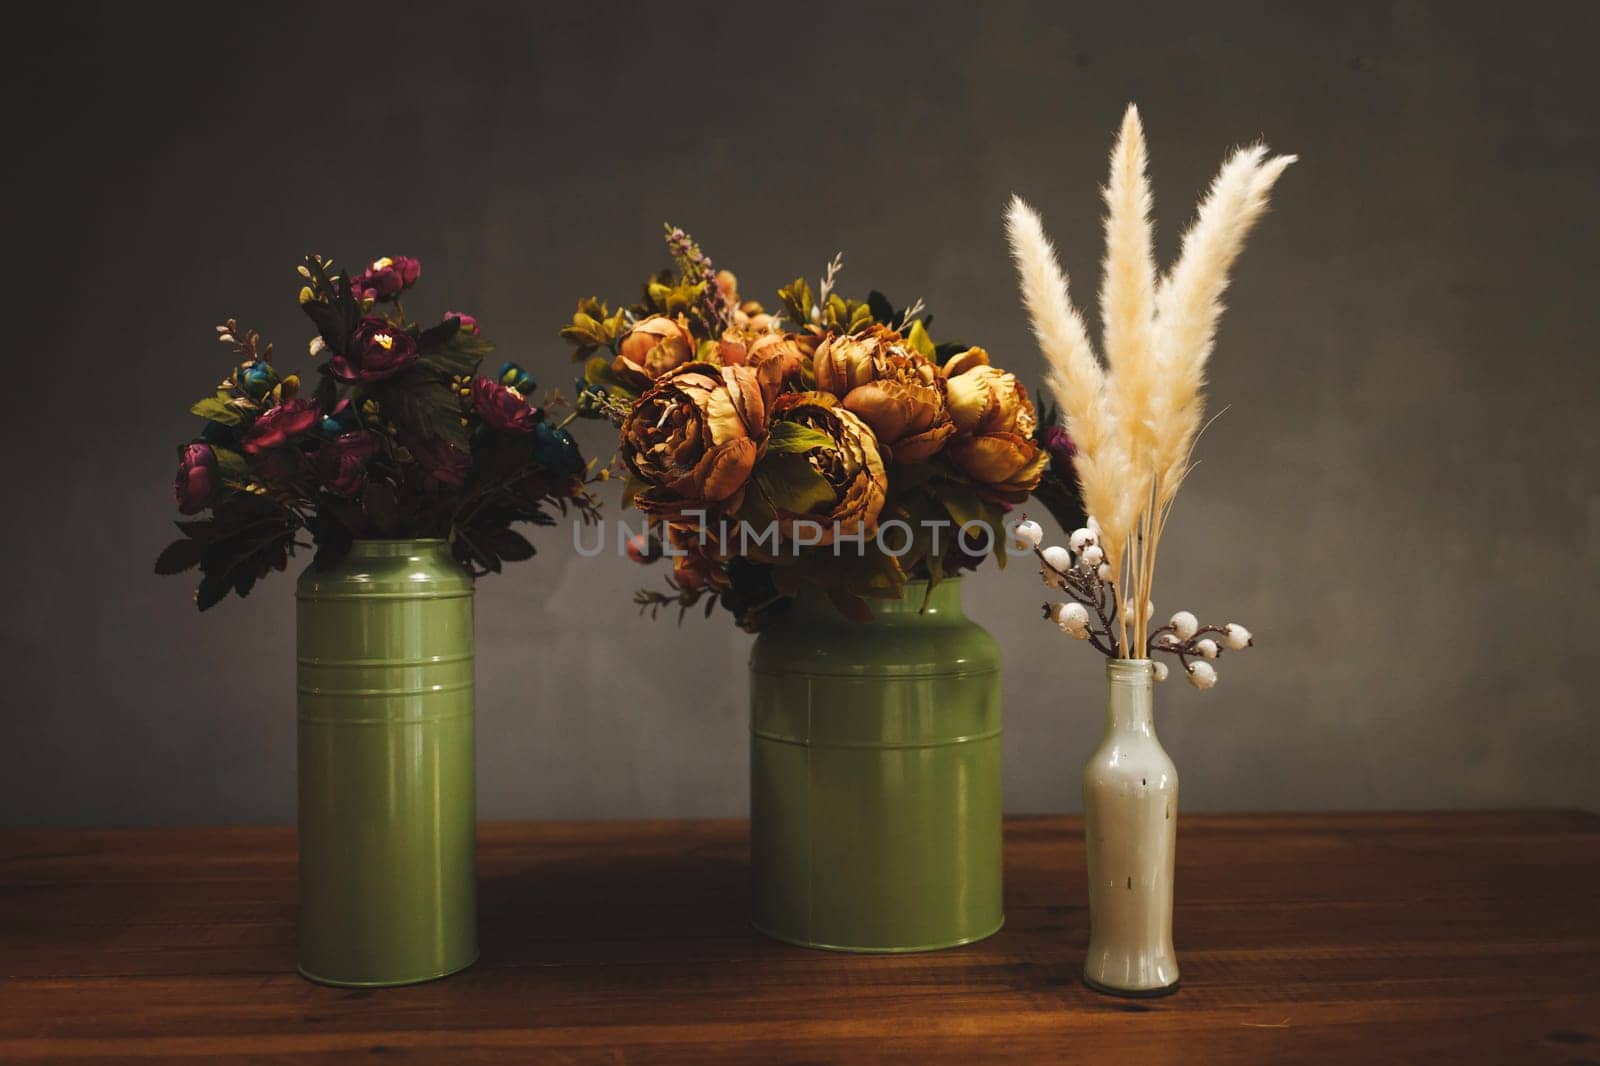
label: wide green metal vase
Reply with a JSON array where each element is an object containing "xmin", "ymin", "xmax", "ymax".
[
  {"xmin": 749, "ymin": 578, "xmax": 1004, "ymax": 952},
  {"xmin": 295, "ymin": 539, "xmax": 477, "ymax": 987}
]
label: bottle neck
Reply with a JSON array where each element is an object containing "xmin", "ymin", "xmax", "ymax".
[{"xmin": 1105, "ymin": 659, "xmax": 1156, "ymax": 735}]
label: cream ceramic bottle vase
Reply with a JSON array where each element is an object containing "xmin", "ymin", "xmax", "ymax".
[{"xmin": 1082, "ymin": 658, "xmax": 1180, "ymax": 996}]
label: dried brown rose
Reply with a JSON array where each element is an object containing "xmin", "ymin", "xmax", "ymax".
[
  {"xmin": 813, "ymin": 326, "xmax": 955, "ymax": 463},
  {"xmin": 621, "ymin": 362, "xmax": 773, "ymax": 515},
  {"xmin": 613, "ymin": 314, "xmax": 696, "ymax": 387},
  {"xmin": 942, "ymin": 346, "xmax": 1047, "ymax": 494},
  {"xmin": 762, "ymin": 392, "xmax": 888, "ymax": 546}
]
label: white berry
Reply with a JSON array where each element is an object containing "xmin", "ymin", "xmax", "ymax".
[
  {"xmin": 1052, "ymin": 601, "xmax": 1090, "ymax": 637},
  {"xmin": 1081, "ymin": 544, "xmax": 1105, "ymax": 567},
  {"xmin": 1012, "ymin": 519, "xmax": 1043, "ymax": 550},
  {"xmin": 1187, "ymin": 660, "xmax": 1218, "ymax": 689},
  {"xmin": 1069, "ymin": 527, "xmax": 1097, "ymax": 552},
  {"xmin": 1196, "ymin": 638, "xmax": 1219, "ymax": 659},
  {"xmin": 1170, "ymin": 610, "xmax": 1199, "ymax": 639},
  {"xmin": 1096, "ymin": 562, "xmax": 1113, "ymax": 583},
  {"xmin": 1151, "ymin": 660, "xmax": 1169, "ymax": 682},
  {"xmin": 1224, "ymin": 623, "xmax": 1254, "ymax": 650},
  {"xmin": 1041, "ymin": 545, "xmax": 1073, "ymax": 573}
]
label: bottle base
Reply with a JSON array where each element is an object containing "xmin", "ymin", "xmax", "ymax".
[{"xmin": 1083, "ymin": 972, "xmax": 1181, "ymax": 998}]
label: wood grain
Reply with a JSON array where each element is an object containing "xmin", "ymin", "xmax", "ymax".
[{"xmin": 1, "ymin": 813, "xmax": 1596, "ymax": 1063}]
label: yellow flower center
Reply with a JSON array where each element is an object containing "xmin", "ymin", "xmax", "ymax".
[
  {"xmin": 374, "ymin": 332, "xmax": 394, "ymax": 351},
  {"xmin": 371, "ymin": 257, "xmax": 393, "ymax": 271}
]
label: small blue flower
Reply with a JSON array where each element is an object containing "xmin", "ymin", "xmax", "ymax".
[
  {"xmin": 499, "ymin": 361, "xmax": 536, "ymax": 393},
  {"xmin": 320, "ymin": 398, "xmax": 358, "ymax": 437},
  {"xmin": 234, "ymin": 360, "xmax": 279, "ymax": 399},
  {"xmin": 532, "ymin": 422, "xmax": 584, "ymax": 477}
]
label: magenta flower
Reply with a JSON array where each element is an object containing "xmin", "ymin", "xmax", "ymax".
[
  {"xmin": 317, "ymin": 431, "xmax": 380, "ymax": 497},
  {"xmin": 174, "ymin": 443, "xmax": 215, "ymax": 514},
  {"xmin": 243, "ymin": 398, "xmax": 320, "ymax": 454},
  {"xmin": 352, "ymin": 255, "xmax": 421, "ymax": 302},
  {"xmin": 408, "ymin": 436, "xmax": 470, "ymax": 487},
  {"xmin": 471, "ymin": 376, "xmax": 541, "ymax": 434},
  {"xmin": 248, "ymin": 447, "xmax": 302, "ymax": 486},
  {"xmin": 328, "ymin": 317, "xmax": 419, "ymax": 384},
  {"xmin": 445, "ymin": 310, "xmax": 479, "ymax": 335}
]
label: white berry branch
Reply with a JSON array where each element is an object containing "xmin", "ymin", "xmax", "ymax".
[{"xmin": 1013, "ymin": 513, "xmax": 1254, "ymax": 690}]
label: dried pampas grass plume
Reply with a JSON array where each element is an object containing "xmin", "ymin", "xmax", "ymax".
[
  {"xmin": 1006, "ymin": 104, "xmax": 1294, "ymax": 657},
  {"xmin": 1004, "ymin": 196, "xmax": 1133, "ymax": 584}
]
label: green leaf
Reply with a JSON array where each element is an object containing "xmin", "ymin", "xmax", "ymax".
[
  {"xmin": 415, "ymin": 316, "xmax": 461, "ymax": 353},
  {"xmin": 313, "ymin": 366, "xmax": 339, "ymax": 416},
  {"xmin": 419, "ymin": 349, "xmax": 479, "ymax": 377},
  {"xmin": 753, "ymin": 454, "xmax": 835, "ymax": 516},
  {"xmin": 777, "ymin": 277, "xmax": 815, "ymax": 325},
  {"xmin": 485, "ymin": 527, "xmax": 535, "ymax": 562},
  {"xmin": 827, "ymin": 587, "xmax": 874, "ymax": 622},
  {"xmin": 764, "ymin": 422, "xmax": 834, "ymax": 455},
  {"xmin": 154, "ymin": 538, "xmax": 203, "ymax": 575},
  {"xmin": 866, "ymin": 290, "xmax": 897, "ymax": 326},
  {"xmin": 175, "ymin": 518, "xmax": 214, "ymax": 540},
  {"xmin": 300, "ymin": 255, "xmax": 361, "ymax": 352},
  {"xmin": 904, "ymin": 319, "xmax": 935, "ymax": 359},
  {"xmin": 213, "ymin": 448, "xmax": 249, "ymax": 484},
  {"xmin": 930, "ymin": 478, "xmax": 1008, "ymax": 567},
  {"xmin": 419, "ymin": 320, "xmax": 495, "ymax": 377},
  {"xmin": 190, "ymin": 396, "xmax": 242, "ymax": 426},
  {"xmin": 301, "ymin": 298, "xmax": 348, "ymax": 355},
  {"xmin": 195, "ymin": 572, "xmax": 232, "ymax": 611},
  {"xmin": 845, "ymin": 302, "xmax": 874, "ymax": 333},
  {"xmin": 374, "ymin": 368, "xmax": 469, "ymax": 450}
]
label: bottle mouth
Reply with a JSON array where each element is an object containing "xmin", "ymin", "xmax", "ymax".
[{"xmin": 1106, "ymin": 658, "xmax": 1156, "ymax": 683}]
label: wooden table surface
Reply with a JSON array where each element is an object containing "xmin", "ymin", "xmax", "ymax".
[{"xmin": 1, "ymin": 812, "xmax": 1597, "ymax": 1064}]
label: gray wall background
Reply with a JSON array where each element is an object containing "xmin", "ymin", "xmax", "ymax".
[{"xmin": 2, "ymin": 2, "xmax": 1594, "ymax": 826}]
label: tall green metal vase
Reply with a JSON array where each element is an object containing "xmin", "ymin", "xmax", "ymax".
[
  {"xmin": 749, "ymin": 578, "xmax": 1004, "ymax": 952},
  {"xmin": 295, "ymin": 539, "xmax": 478, "ymax": 987}
]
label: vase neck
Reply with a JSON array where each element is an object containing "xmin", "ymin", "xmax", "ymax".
[
  {"xmin": 787, "ymin": 579, "xmax": 964, "ymax": 625},
  {"xmin": 346, "ymin": 538, "xmax": 450, "ymax": 559},
  {"xmin": 1105, "ymin": 659, "xmax": 1156, "ymax": 735}
]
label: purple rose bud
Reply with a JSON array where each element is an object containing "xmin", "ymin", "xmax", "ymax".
[
  {"xmin": 351, "ymin": 255, "xmax": 422, "ymax": 303},
  {"xmin": 243, "ymin": 398, "xmax": 321, "ymax": 454},
  {"xmin": 1040, "ymin": 424, "xmax": 1077, "ymax": 468},
  {"xmin": 445, "ymin": 310, "xmax": 479, "ymax": 335},
  {"xmin": 471, "ymin": 376, "xmax": 541, "ymax": 434},
  {"xmin": 327, "ymin": 317, "xmax": 419, "ymax": 385},
  {"xmin": 317, "ymin": 430, "xmax": 380, "ymax": 497},
  {"xmin": 174, "ymin": 443, "xmax": 215, "ymax": 514}
]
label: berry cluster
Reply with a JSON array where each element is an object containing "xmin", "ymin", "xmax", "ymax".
[{"xmin": 1013, "ymin": 515, "xmax": 1254, "ymax": 690}]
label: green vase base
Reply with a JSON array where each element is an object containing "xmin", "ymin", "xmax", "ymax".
[
  {"xmin": 752, "ymin": 915, "xmax": 1004, "ymax": 954},
  {"xmin": 1082, "ymin": 973, "xmax": 1181, "ymax": 999},
  {"xmin": 297, "ymin": 953, "xmax": 478, "ymax": 989}
]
